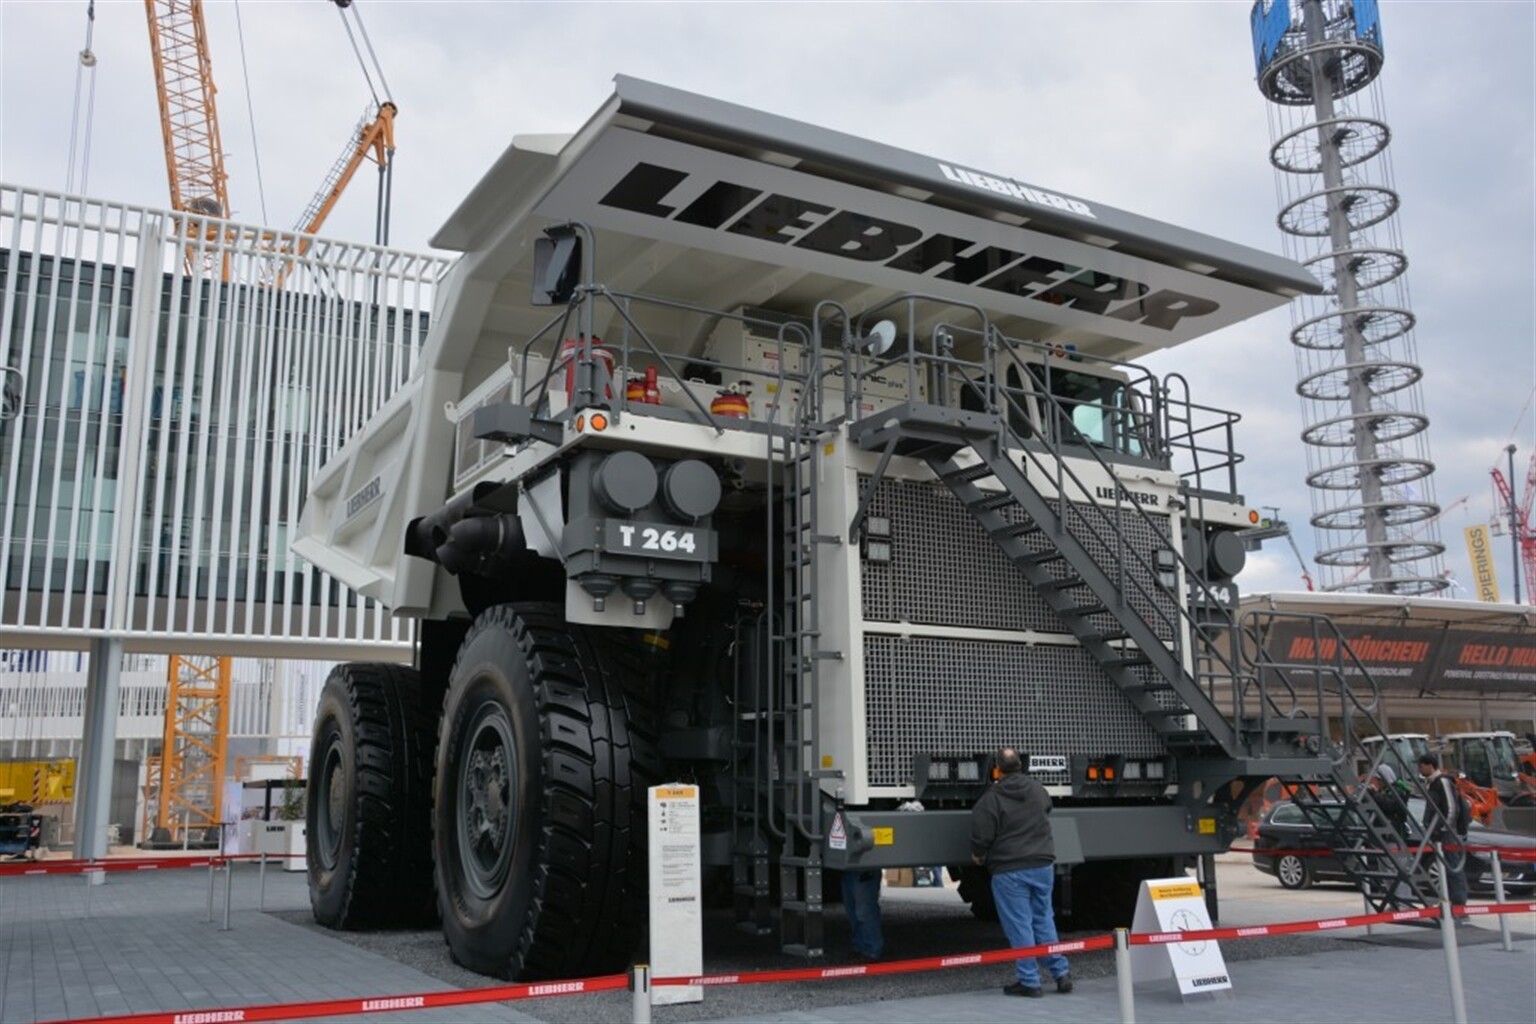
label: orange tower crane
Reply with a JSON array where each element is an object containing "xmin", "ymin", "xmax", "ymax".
[{"xmin": 143, "ymin": 0, "xmax": 398, "ymax": 253}]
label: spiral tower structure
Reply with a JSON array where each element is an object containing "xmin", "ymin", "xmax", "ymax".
[{"xmin": 1250, "ymin": 0, "xmax": 1447, "ymax": 594}]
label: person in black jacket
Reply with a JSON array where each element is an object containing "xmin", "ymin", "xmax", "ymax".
[
  {"xmin": 1369, "ymin": 764, "xmax": 1410, "ymax": 836},
  {"xmin": 970, "ymin": 747, "xmax": 1072, "ymax": 998},
  {"xmin": 1417, "ymin": 752, "xmax": 1468, "ymax": 906}
]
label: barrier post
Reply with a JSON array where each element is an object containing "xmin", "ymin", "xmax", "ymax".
[
  {"xmin": 221, "ymin": 859, "xmax": 233, "ymax": 931},
  {"xmin": 1438, "ymin": 900, "xmax": 1468, "ymax": 1024},
  {"xmin": 83, "ymin": 864, "xmax": 93, "ymax": 918},
  {"xmin": 1114, "ymin": 927, "xmax": 1135, "ymax": 1024},
  {"xmin": 1490, "ymin": 852, "xmax": 1513, "ymax": 952},
  {"xmin": 1433, "ymin": 842, "xmax": 1450, "ymax": 902},
  {"xmin": 630, "ymin": 963, "xmax": 652, "ymax": 1024},
  {"xmin": 206, "ymin": 859, "xmax": 216, "ymax": 922},
  {"xmin": 182, "ymin": 812, "xmax": 191, "ymax": 851},
  {"xmin": 258, "ymin": 852, "xmax": 268, "ymax": 911}
]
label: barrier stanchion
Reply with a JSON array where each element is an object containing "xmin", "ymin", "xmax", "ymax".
[
  {"xmin": 258, "ymin": 852, "xmax": 268, "ymax": 911},
  {"xmin": 83, "ymin": 863, "xmax": 93, "ymax": 918},
  {"xmin": 205, "ymin": 859, "xmax": 216, "ymax": 923},
  {"xmin": 1490, "ymin": 852, "xmax": 1513, "ymax": 952},
  {"xmin": 631, "ymin": 963, "xmax": 651, "ymax": 1024},
  {"xmin": 1114, "ymin": 927, "xmax": 1134, "ymax": 1024},
  {"xmin": 1439, "ymin": 900, "xmax": 1468, "ymax": 1024},
  {"xmin": 221, "ymin": 859, "xmax": 233, "ymax": 931}
]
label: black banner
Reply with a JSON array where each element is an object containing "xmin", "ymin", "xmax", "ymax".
[{"xmin": 1260, "ymin": 622, "xmax": 1536, "ymax": 693}]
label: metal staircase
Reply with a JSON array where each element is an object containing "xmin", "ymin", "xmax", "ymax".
[
  {"xmin": 1241, "ymin": 611, "xmax": 1442, "ymax": 911},
  {"xmin": 847, "ymin": 343, "xmax": 1246, "ymax": 761},
  {"xmin": 841, "ymin": 311, "xmax": 1438, "ymax": 911}
]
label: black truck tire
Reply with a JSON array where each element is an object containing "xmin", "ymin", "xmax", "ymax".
[
  {"xmin": 435, "ymin": 602, "xmax": 656, "ymax": 979},
  {"xmin": 307, "ymin": 662, "xmax": 438, "ymax": 929}
]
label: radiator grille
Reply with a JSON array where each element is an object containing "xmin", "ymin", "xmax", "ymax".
[
  {"xmin": 863, "ymin": 635, "xmax": 1169, "ymax": 787},
  {"xmin": 859, "ymin": 476, "xmax": 1176, "ymax": 638}
]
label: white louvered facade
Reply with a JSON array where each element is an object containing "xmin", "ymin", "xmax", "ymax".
[{"xmin": 0, "ymin": 184, "xmax": 450, "ymax": 658}]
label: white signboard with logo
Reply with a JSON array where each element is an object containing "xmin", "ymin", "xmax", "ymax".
[
  {"xmin": 1129, "ymin": 877, "xmax": 1232, "ymax": 999},
  {"xmin": 648, "ymin": 784, "xmax": 703, "ymax": 1005}
]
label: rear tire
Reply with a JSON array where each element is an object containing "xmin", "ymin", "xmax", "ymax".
[
  {"xmin": 307, "ymin": 663, "xmax": 438, "ymax": 929},
  {"xmin": 435, "ymin": 602, "xmax": 656, "ymax": 979},
  {"xmin": 1276, "ymin": 853, "xmax": 1311, "ymax": 890}
]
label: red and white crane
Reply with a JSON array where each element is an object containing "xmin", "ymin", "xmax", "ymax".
[{"xmin": 1490, "ymin": 448, "xmax": 1536, "ymax": 603}]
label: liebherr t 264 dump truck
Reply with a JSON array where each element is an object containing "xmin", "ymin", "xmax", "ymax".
[{"xmin": 294, "ymin": 77, "xmax": 1440, "ymax": 980}]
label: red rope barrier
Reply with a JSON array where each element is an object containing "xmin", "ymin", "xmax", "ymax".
[
  {"xmin": 35, "ymin": 974, "xmax": 629, "ymax": 1024},
  {"xmin": 652, "ymin": 935, "xmax": 1114, "ymax": 987}
]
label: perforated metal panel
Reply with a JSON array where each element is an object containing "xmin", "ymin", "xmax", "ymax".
[
  {"xmin": 863, "ymin": 635, "xmax": 1169, "ymax": 787},
  {"xmin": 859, "ymin": 476, "xmax": 1175, "ymax": 638}
]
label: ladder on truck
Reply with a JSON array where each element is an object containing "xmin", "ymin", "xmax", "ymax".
[
  {"xmin": 731, "ymin": 314, "xmax": 838, "ymax": 956},
  {"xmin": 842, "ymin": 306, "xmax": 1437, "ymax": 913}
]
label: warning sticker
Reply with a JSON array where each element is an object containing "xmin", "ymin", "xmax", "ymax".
[
  {"xmin": 1149, "ymin": 882, "xmax": 1202, "ymax": 901},
  {"xmin": 828, "ymin": 815, "xmax": 847, "ymax": 851},
  {"xmin": 872, "ymin": 827, "xmax": 893, "ymax": 846}
]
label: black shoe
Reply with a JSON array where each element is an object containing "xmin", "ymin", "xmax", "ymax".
[
  {"xmin": 852, "ymin": 951, "xmax": 882, "ymax": 963},
  {"xmin": 1003, "ymin": 982, "xmax": 1044, "ymax": 998},
  {"xmin": 1055, "ymin": 974, "xmax": 1074, "ymax": 993}
]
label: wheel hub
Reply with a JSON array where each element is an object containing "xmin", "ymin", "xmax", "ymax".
[
  {"xmin": 316, "ymin": 742, "xmax": 344, "ymax": 870},
  {"xmin": 458, "ymin": 705, "xmax": 517, "ymax": 899}
]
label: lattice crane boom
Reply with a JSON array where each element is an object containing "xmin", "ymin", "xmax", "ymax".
[
  {"xmin": 143, "ymin": 0, "xmax": 229, "ymax": 218},
  {"xmin": 1491, "ymin": 452, "xmax": 1536, "ymax": 601}
]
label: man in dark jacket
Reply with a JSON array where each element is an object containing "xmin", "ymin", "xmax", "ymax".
[
  {"xmin": 1417, "ymin": 752, "xmax": 1467, "ymax": 906},
  {"xmin": 970, "ymin": 747, "xmax": 1072, "ymax": 998}
]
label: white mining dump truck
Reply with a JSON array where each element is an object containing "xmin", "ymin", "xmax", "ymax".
[{"xmin": 294, "ymin": 77, "xmax": 1440, "ymax": 980}]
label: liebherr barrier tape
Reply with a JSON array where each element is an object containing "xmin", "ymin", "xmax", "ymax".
[
  {"xmin": 35, "ymin": 976, "xmax": 630, "ymax": 1024},
  {"xmin": 44, "ymin": 901, "xmax": 1536, "ymax": 1024},
  {"xmin": 650, "ymin": 936, "xmax": 1115, "ymax": 986},
  {"xmin": 1247, "ymin": 844, "xmax": 1536, "ymax": 861},
  {"xmin": 0, "ymin": 852, "xmax": 309, "ymax": 877},
  {"xmin": 0, "ymin": 855, "xmax": 227, "ymax": 877}
]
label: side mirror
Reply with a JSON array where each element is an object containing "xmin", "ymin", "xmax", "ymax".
[
  {"xmin": 860, "ymin": 319, "xmax": 899, "ymax": 357},
  {"xmin": 531, "ymin": 230, "xmax": 582, "ymax": 306}
]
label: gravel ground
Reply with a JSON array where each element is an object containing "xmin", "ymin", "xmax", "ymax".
[{"xmin": 274, "ymin": 879, "xmax": 1363, "ymax": 1023}]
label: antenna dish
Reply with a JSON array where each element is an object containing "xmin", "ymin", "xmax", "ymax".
[{"xmin": 863, "ymin": 320, "xmax": 899, "ymax": 358}]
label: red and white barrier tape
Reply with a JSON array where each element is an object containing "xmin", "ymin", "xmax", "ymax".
[
  {"xmin": 0, "ymin": 852, "xmax": 310, "ymax": 878},
  {"xmin": 35, "ymin": 975, "xmax": 629, "ymax": 1024},
  {"xmin": 33, "ymin": 899, "xmax": 1536, "ymax": 1024},
  {"xmin": 652, "ymin": 936, "xmax": 1114, "ymax": 987}
]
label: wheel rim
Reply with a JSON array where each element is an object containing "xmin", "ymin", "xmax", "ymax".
[
  {"xmin": 315, "ymin": 739, "xmax": 344, "ymax": 871},
  {"xmin": 457, "ymin": 701, "xmax": 518, "ymax": 900},
  {"xmin": 1279, "ymin": 855, "xmax": 1304, "ymax": 886}
]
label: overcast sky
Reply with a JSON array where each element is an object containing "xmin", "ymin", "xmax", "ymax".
[{"xmin": 2, "ymin": 0, "xmax": 1532, "ymax": 602}]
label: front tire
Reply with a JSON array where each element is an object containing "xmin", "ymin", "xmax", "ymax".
[
  {"xmin": 307, "ymin": 663, "xmax": 438, "ymax": 929},
  {"xmin": 435, "ymin": 602, "xmax": 655, "ymax": 979},
  {"xmin": 1276, "ymin": 853, "xmax": 1311, "ymax": 890}
]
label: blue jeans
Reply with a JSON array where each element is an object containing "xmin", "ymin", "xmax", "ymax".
[
  {"xmin": 991, "ymin": 864, "xmax": 1069, "ymax": 986},
  {"xmin": 842, "ymin": 869, "xmax": 884, "ymax": 958}
]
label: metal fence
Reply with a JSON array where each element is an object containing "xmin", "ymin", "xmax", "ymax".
[{"xmin": 0, "ymin": 184, "xmax": 451, "ymax": 656}]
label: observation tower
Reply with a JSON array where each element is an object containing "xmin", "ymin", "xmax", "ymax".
[{"xmin": 1250, "ymin": 0, "xmax": 1447, "ymax": 593}]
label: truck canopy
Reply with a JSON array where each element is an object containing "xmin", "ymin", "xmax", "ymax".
[{"xmin": 426, "ymin": 76, "xmax": 1317, "ymax": 371}]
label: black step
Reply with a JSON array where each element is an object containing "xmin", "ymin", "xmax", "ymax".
[
  {"xmin": 942, "ymin": 463, "xmax": 996, "ymax": 484},
  {"xmin": 971, "ymin": 492, "xmax": 1017, "ymax": 512}
]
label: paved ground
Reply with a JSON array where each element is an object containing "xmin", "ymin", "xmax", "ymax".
[{"xmin": 0, "ymin": 854, "xmax": 1531, "ymax": 1024}]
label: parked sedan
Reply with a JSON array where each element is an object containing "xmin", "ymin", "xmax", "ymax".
[{"xmin": 1252, "ymin": 798, "xmax": 1536, "ymax": 895}]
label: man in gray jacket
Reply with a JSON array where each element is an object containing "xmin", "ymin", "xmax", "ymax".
[{"xmin": 971, "ymin": 747, "xmax": 1072, "ymax": 998}]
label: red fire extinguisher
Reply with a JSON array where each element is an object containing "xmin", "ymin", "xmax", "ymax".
[
  {"xmin": 559, "ymin": 336, "xmax": 614, "ymax": 405},
  {"xmin": 710, "ymin": 388, "xmax": 750, "ymax": 419},
  {"xmin": 626, "ymin": 366, "xmax": 662, "ymax": 405}
]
